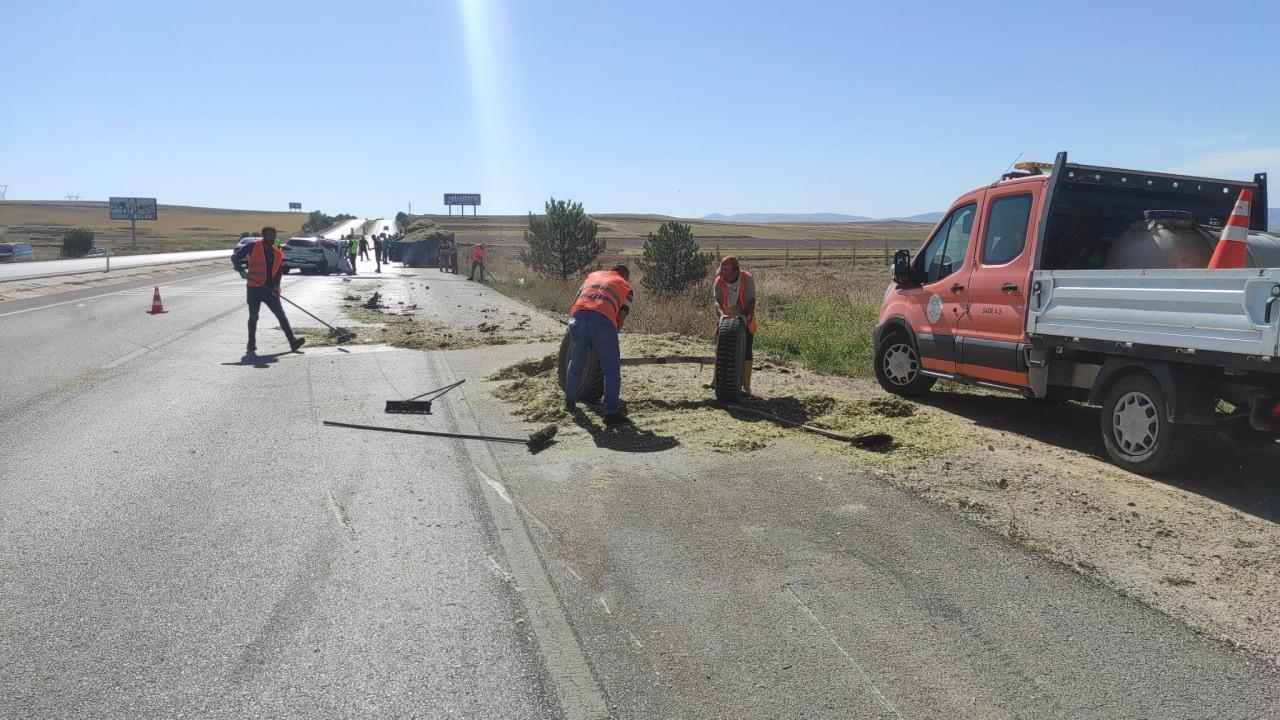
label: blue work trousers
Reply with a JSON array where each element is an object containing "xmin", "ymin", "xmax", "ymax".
[{"xmin": 565, "ymin": 310, "xmax": 622, "ymax": 414}]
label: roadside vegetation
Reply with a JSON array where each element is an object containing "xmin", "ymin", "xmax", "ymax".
[
  {"xmin": 487, "ymin": 247, "xmax": 893, "ymax": 377},
  {"xmin": 59, "ymin": 228, "xmax": 95, "ymax": 258}
]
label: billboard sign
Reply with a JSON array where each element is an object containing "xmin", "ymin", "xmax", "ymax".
[
  {"xmin": 109, "ymin": 197, "xmax": 158, "ymax": 221},
  {"xmin": 444, "ymin": 193, "xmax": 481, "ymax": 206},
  {"xmin": 289, "ymin": 202, "xmax": 302, "ymax": 210}
]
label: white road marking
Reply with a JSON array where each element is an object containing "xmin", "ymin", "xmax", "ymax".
[
  {"xmin": 473, "ymin": 465, "xmax": 513, "ymax": 504},
  {"xmin": 786, "ymin": 585, "xmax": 904, "ymax": 719},
  {"xmin": 0, "ymin": 271, "xmax": 227, "ymax": 318}
]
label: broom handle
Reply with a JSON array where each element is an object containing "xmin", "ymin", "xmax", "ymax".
[
  {"xmin": 323, "ymin": 420, "xmax": 526, "ymax": 444},
  {"xmin": 278, "ymin": 294, "xmax": 339, "ymax": 332},
  {"xmin": 407, "ymin": 379, "xmax": 466, "ymax": 402}
]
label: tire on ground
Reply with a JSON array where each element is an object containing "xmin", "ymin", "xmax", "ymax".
[
  {"xmin": 1098, "ymin": 372, "xmax": 1192, "ymax": 475},
  {"xmin": 557, "ymin": 330, "xmax": 604, "ymax": 404},
  {"xmin": 714, "ymin": 316, "xmax": 746, "ymax": 403},
  {"xmin": 873, "ymin": 330, "xmax": 936, "ymax": 397}
]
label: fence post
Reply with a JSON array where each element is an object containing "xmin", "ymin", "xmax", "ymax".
[
  {"xmin": 785, "ymin": 247, "xmax": 790, "ymax": 267},
  {"xmin": 818, "ymin": 238, "xmax": 823, "ymax": 266},
  {"xmin": 883, "ymin": 237, "xmax": 889, "ymax": 264}
]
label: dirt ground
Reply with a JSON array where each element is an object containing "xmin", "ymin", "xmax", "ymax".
[{"xmin": 480, "ymin": 329, "xmax": 1280, "ymax": 667}]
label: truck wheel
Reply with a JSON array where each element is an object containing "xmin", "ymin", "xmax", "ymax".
[
  {"xmin": 874, "ymin": 331, "xmax": 935, "ymax": 397},
  {"xmin": 1099, "ymin": 373, "xmax": 1191, "ymax": 475},
  {"xmin": 714, "ymin": 316, "xmax": 746, "ymax": 403},
  {"xmin": 556, "ymin": 330, "xmax": 604, "ymax": 404}
]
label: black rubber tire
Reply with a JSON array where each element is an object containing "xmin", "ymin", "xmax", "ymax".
[
  {"xmin": 317, "ymin": 263, "xmax": 329, "ymax": 275},
  {"xmin": 1099, "ymin": 373, "xmax": 1191, "ymax": 476},
  {"xmin": 714, "ymin": 316, "xmax": 746, "ymax": 403},
  {"xmin": 873, "ymin": 331, "xmax": 936, "ymax": 397},
  {"xmin": 557, "ymin": 330, "xmax": 604, "ymax": 404}
]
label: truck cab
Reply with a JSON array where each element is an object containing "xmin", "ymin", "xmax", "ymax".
[{"xmin": 874, "ymin": 152, "xmax": 1278, "ymax": 474}]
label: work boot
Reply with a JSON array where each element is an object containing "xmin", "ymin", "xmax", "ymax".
[
  {"xmin": 290, "ymin": 337, "xmax": 306, "ymax": 353},
  {"xmin": 603, "ymin": 412, "xmax": 631, "ymax": 427},
  {"xmin": 245, "ymin": 345, "xmax": 256, "ymax": 356}
]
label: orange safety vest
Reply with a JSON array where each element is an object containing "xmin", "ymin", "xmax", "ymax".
[
  {"xmin": 570, "ymin": 270, "xmax": 632, "ymax": 328},
  {"xmin": 715, "ymin": 269, "xmax": 757, "ymax": 333},
  {"xmin": 246, "ymin": 240, "xmax": 283, "ymax": 288},
  {"xmin": 472, "ymin": 245, "xmax": 486, "ymax": 262}
]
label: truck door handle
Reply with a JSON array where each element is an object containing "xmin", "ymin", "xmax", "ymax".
[
  {"xmin": 950, "ymin": 283, "xmax": 965, "ymax": 293},
  {"xmin": 1001, "ymin": 283, "xmax": 1020, "ymax": 294}
]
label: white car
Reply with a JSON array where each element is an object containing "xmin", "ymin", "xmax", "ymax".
[
  {"xmin": 283, "ymin": 237, "xmax": 343, "ymax": 274},
  {"xmin": 85, "ymin": 247, "xmax": 109, "ymax": 257}
]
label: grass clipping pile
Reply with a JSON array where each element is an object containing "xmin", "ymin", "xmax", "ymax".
[
  {"xmin": 294, "ymin": 282, "xmax": 561, "ymax": 350},
  {"xmin": 489, "ymin": 333, "xmax": 950, "ymax": 461}
]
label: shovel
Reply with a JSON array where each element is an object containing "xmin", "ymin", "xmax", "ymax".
[
  {"xmin": 385, "ymin": 379, "xmax": 465, "ymax": 414},
  {"xmin": 279, "ymin": 294, "xmax": 355, "ymax": 342}
]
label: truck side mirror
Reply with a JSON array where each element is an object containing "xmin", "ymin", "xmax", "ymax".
[{"xmin": 892, "ymin": 249, "xmax": 913, "ymax": 285}]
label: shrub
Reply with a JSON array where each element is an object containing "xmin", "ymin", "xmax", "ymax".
[
  {"xmin": 637, "ymin": 221, "xmax": 714, "ymax": 295},
  {"xmin": 521, "ymin": 198, "xmax": 605, "ymax": 280},
  {"xmin": 61, "ymin": 228, "xmax": 95, "ymax": 258}
]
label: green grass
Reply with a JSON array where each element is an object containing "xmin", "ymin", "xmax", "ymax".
[{"xmin": 755, "ymin": 296, "xmax": 880, "ymax": 377}]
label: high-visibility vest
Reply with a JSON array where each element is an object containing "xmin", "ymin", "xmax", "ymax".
[
  {"xmin": 715, "ymin": 270, "xmax": 757, "ymax": 333},
  {"xmin": 348, "ymin": 238, "xmax": 358, "ymax": 255},
  {"xmin": 246, "ymin": 240, "xmax": 282, "ymax": 288},
  {"xmin": 472, "ymin": 245, "xmax": 486, "ymax": 262},
  {"xmin": 570, "ymin": 270, "xmax": 632, "ymax": 328}
]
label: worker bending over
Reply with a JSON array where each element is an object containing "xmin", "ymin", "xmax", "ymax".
[
  {"xmin": 710, "ymin": 256, "xmax": 757, "ymax": 395},
  {"xmin": 564, "ymin": 263, "xmax": 634, "ymax": 426},
  {"xmin": 232, "ymin": 226, "xmax": 305, "ymax": 356}
]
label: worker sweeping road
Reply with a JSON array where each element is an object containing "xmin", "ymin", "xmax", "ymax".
[
  {"xmin": 564, "ymin": 263, "xmax": 634, "ymax": 426},
  {"xmin": 468, "ymin": 243, "xmax": 486, "ymax": 282},
  {"xmin": 705, "ymin": 256, "xmax": 757, "ymax": 396},
  {"xmin": 232, "ymin": 226, "xmax": 305, "ymax": 356}
]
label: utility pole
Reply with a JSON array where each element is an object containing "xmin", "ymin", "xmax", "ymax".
[{"xmin": 0, "ymin": 184, "xmax": 9, "ymax": 200}]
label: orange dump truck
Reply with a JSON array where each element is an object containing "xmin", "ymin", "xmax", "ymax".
[{"xmin": 874, "ymin": 152, "xmax": 1278, "ymax": 474}]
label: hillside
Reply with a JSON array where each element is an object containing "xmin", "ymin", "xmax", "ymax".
[
  {"xmin": 0, "ymin": 200, "xmax": 314, "ymax": 259},
  {"xmin": 703, "ymin": 211, "xmax": 942, "ymax": 223}
]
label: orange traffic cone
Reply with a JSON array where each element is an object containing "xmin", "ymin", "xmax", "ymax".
[
  {"xmin": 146, "ymin": 286, "xmax": 168, "ymax": 314},
  {"xmin": 1208, "ymin": 188, "xmax": 1253, "ymax": 269}
]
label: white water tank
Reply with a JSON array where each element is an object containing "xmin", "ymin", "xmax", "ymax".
[{"xmin": 1105, "ymin": 212, "xmax": 1215, "ymax": 269}]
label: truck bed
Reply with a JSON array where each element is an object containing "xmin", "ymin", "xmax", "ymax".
[{"xmin": 1026, "ymin": 268, "xmax": 1280, "ymax": 361}]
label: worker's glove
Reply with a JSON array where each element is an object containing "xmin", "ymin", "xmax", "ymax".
[{"xmin": 236, "ymin": 268, "xmax": 248, "ymax": 279}]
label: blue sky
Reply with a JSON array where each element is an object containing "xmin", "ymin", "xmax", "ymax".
[{"xmin": 3, "ymin": 0, "xmax": 1278, "ymax": 219}]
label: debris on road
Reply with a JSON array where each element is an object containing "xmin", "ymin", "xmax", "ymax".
[{"xmin": 279, "ymin": 294, "xmax": 354, "ymax": 342}]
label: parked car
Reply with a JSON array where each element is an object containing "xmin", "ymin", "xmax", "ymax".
[
  {"xmin": 234, "ymin": 235, "xmax": 261, "ymax": 250},
  {"xmin": 875, "ymin": 151, "xmax": 1277, "ymax": 474},
  {"xmin": 283, "ymin": 236, "xmax": 343, "ymax": 274},
  {"xmin": 85, "ymin": 247, "xmax": 108, "ymax": 257},
  {"xmin": 0, "ymin": 242, "xmax": 36, "ymax": 263}
]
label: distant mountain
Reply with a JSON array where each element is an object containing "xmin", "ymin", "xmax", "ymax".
[
  {"xmin": 703, "ymin": 212, "xmax": 876, "ymax": 223},
  {"xmin": 886, "ymin": 212, "xmax": 944, "ymax": 224}
]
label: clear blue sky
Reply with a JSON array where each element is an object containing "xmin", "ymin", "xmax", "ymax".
[{"xmin": 4, "ymin": 0, "xmax": 1278, "ymax": 219}]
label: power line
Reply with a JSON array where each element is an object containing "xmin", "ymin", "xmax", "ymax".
[
  {"xmin": 64, "ymin": 193, "xmax": 81, "ymax": 201},
  {"xmin": 0, "ymin": 185, "xmax": 9, "ymax": 200}
]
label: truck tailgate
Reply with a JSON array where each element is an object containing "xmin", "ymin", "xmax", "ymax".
[{"xmin": 1026, "ymin": 269, "xmax": 1280, "ymax": 357}]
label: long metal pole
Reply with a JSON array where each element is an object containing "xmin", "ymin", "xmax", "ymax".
[{"xmin": 131, "ymin": 217, "xmax": 137, "ymax": 250}]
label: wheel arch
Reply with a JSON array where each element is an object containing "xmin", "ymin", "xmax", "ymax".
[
  {"xmin": 875, "ymin": 315, "xmax": 918, "ymax": 349},
  {"xmin": 1088, "ymin": 358, "xmax": 1216, "ymax": 425}
]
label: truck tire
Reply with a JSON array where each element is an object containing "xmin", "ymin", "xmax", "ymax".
[
  {"xmin": 714, "ymin": 316, "xmax": 746, "ymax": 403},
  {"xmin": 874, "ymin": 331, "xmax": 935, "ymax": 397},
  {"xmin": 1099, "ymin": 373, "xmax": 1191, "ymax": 475},
  {"xmin": 557, "ymin": 330, "xmax": 604, "ymax": 404}
]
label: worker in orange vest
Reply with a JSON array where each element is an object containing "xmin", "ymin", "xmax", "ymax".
[
  {"xmin": 231, "ymin": 226, "xmax": 305, "ymax": 356},
  {"xmin": 565, "ymin": 263, "xmax": 634, "ymax": 425},
  {"xmin": 468, "ymin": 243, "xmax": 487, "ymax": 282},
  {"xmin": 707, "ymin": 256, "xmax": 757, "ymax": 395}
]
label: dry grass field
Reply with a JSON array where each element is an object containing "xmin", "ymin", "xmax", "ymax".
[
  {"xmin": 0, "ymin": 201, "xmax": 313, "ymax": 260},
  {"xmin": 426, "ymin": 213, "xmax": 933, "ymax": 264}
]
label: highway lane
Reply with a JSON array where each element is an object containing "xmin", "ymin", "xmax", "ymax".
[
  {"xmin": 0, "ymin": 269, "xmax": 561, "ymax": 719},
  {"xmin": 3, "ymin": 263, "xmax": 1278, "ymax": 719},
  {"xmin": 0, "ymin": 250, "xmax": 232, "ymax": 283}
]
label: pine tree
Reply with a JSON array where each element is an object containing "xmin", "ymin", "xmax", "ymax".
[
  {"xmin": 521, "ymin": 198, "xmax": 605, "ymax": 280},
  {"xmin": 637, "ymin": 221, "xmax": 714, "ymax": 295}
]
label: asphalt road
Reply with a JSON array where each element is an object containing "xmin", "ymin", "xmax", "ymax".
[
  {"xmin": 0, "ymin": 250, "xmax": 232, "ymax": 283},
  {"xmin": 2, "ymin": 264, "xmax": 1278, "ymax": 719}
]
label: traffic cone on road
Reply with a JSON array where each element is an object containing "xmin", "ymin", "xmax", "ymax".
[
  {"xmin": 1208, "ymin": 188, "xmax": 1253, "ymax": 269},
  {"xmin": 146, "ymin": 286, "xmax": 168, "ymax": 314}
]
